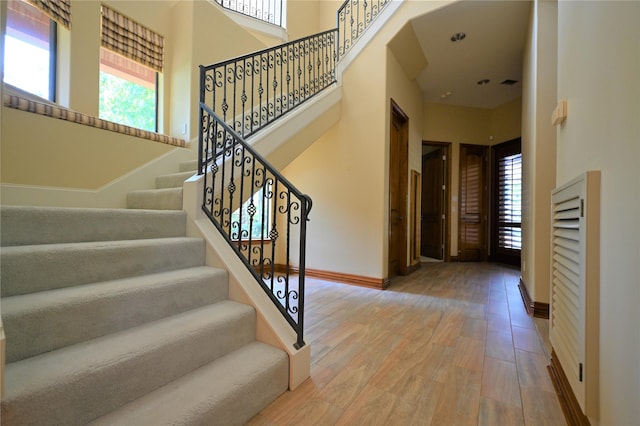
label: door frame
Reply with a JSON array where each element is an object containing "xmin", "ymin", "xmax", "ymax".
[
  {"xmin": 388, "ymin": 99, "xmax": 409, "ymax": 277},
  {"xmin": 421, "ymin": 141, "xmax": 452, "ymax": 261}
]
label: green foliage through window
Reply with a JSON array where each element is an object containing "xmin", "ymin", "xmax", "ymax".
[{"xmin": 99, "ymin": 71, "xmax": 156, "ymax": 132}]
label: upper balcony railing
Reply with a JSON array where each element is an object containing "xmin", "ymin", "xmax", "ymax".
[
  {"xmin": 337, "ymin": 0, "xmax": 391, "ymax": 58},
  {"xmin": 213, "ymin": 0, "xmax": 284, "ymax": 27},
  {"xmin": 200, "ymin": 29, "xmax": 337, "ymax": 140}
]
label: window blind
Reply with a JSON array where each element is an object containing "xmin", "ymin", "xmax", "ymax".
[
  {"xmin": 497, "ymin": 152, "xmax": 522, "ymax": 251},
  {"xmin": 100, "ymin": 5, "xmax": 164, "ymax": 72},
  {"xmin": 27, "ymin": 0, "xmax": 71, "ymax": 29}
]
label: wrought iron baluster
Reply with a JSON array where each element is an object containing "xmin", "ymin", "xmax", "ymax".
[
  {"xmin": 269, "ymin": 179, "xmax": 279, "ymax": 293},
  {"xmin": 198, "ymin": 0, "xmax": 390, "ymax": 346}
]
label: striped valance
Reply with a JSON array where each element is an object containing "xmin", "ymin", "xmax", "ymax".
[
  {"xmin": 101, "ymin": 5, "xmax": 164, "ymax": 72},
  {"xmin": 27, "ymin": 0, "xmax": 71, "ymax": 29}
]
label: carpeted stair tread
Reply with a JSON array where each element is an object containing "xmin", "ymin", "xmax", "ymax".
[
  {"xmin": 89, "ymin": 341, "xmax": 288, "ymax": 426},
  {"xmin": 155, "ymin": 170, "xmax": 197, "ymax": 189},
  {"xmin": 1, "ymin": 237, "xmax": 205, "ymax": 297},
  {"xmin": 0, "ymin": 206, "xmax": 186, "ymax": 246},
  {"xmin": 2, "ymin": 266, "xmax": 228, "ymax": 363},
  {"xmin": 127, "ymin": 187, "xmax": 183, "ymax": 210},
  {"xmin": 1, "ymin": 301, "xmax": 257, "ymax": 426}
]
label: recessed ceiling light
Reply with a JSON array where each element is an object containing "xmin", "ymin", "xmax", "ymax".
[
  {"xmin": 450, "ymin": 32, "xmax": 466, "ymax": 42},
  {"xmin": 440, "ymin": 91, "xmax": 453, "ymax": 99},
  {"xmin": 477, "ymin": 79, "xmax": 490, "ymax": 85}
]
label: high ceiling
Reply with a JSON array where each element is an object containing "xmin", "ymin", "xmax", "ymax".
[{"xmin": 408, "ymin": 0, "xmax": 532, "ymax": 109}]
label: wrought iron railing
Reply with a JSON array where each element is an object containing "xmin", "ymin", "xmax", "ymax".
[
  {"xmin": 337, "ymin": 0, "xmax": 391, "ymax": 58},
  {"xmin": 198, "ymin": 0, "xmax": 391, "ymax": 349},
  {"xmin": 200, "ymin": 30, "xmax": 337, "ymax": 139},
  {"xmin": 199, "ymin": 102, "xmax": 311, "ymax": 349},
  {"xmin": 213, "ymin": 0, "xmax": 284, "ymax": 27}
]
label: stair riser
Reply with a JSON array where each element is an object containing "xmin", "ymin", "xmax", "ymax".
[
  {"xmin": 127, "ymin": 188, "xmax": 183, "ymax": 210},
  {"xmin": 1, "ymin": 207, "xmax": 187, "ymax": 246},
  {"xmin": 1, "ymin": 238, "xmax": 205, "ymax": 297},
  {"xmin": 2, "ymin": 267, "xmax": 229, "ymax": 363},
  {"xmin": 2, "ymin": 304, "xmax": 257, "ymax": 426},
  {"xmin": 179, "ymin": 160, "xmax": 199, "ymax": 172},
  {"xmin": 155, "ymin": 171, "xmax": 196, "ymax": 189}
]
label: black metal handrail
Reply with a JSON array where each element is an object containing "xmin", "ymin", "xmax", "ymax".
[
  {"xmin": 200, "ymin": 29, "xmax": 338, "ymax": 139},
  {"xmin": 213, "ymin": 0, "xmax": 284, "ymax": 27},
  {"xmin": 199, "ymin": 102, "xmax": 311, "ymax": 349},
  {"xmin": 198, "ymin": 0, "xmax": 391, "ymax": 349},
  {"xmin": 337, "ymin": 0, "xmax": 391, "ymax": 59}
]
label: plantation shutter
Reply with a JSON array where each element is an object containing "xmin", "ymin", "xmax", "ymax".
[
  {"xmin": 497, "ymin": 152, "xmax": 522, "ymax": 251},
  {"xmin": 27, "ymin": 0, "xmax": 71, "ymax": 29},
  {"xmin": 459, "ymin": 144, "xmax": 487, "ymax": 261},
  {"xmin": 100, "ymin": 4, "xmax": 164, "ymax": 72}
]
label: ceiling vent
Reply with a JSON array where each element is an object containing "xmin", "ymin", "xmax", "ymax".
[{"xmin": 500, "ymin": 79, "xmax": 519, "ymax": 86}]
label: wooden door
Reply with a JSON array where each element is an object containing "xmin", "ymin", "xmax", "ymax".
[
  {"xmin": 459, "ymin": 144, "xmax": 488, "ymax": 261},
  {"xmin": 421, "ymin": 148, "xmax": 445, "ymax": 259},
  {"xmin": 388, "ymin": 103, "xmax": 408, "ymax": 277}
]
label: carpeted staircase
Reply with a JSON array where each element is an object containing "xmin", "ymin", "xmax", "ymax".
[{"xmin": 0, "ymin": 160, "xmax": 289, "ymax": 425}]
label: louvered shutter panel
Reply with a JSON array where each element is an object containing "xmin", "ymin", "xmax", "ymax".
[{"xmin": 550, "ymin": 171, "xmax": 600, "ymax": 418}]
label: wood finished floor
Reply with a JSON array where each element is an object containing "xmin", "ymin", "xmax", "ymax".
[{"xmin": 248, "ymin": 262, "xmax": 566, "ymax": 426}]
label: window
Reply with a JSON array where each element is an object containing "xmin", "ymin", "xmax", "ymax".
[
  {"xmin": 99, "ymin": 48, "xmax": 157, "ymax": 132},
  {"xmin": 99, "ymin": 5, "xmax": 163, "ymax": 132},
  {"xmin": 3, "ymin": 0, "xmax": 57, "ymax": 100},
  {"xmin": 491, "ymin": 139, "xmax": 522, "ymax": 265},
  {"xmin": 497, "ymin": 152, "xmax": 522, "ymax": 250}
]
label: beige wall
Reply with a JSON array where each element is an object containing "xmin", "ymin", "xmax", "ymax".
[
  {"xmin": 282, "ymin": 1, "xmax": 449, "ymax": 279},
  {"xmin": 287, "ymin": 0, "xmax": 321, "ymax": 40},
  {"xmin": 521, "ymin": 0, "xmax": 556, "ymax": 304},
  {"xmin": 1, "ymin": 107, "xmax": 174, "ymax": 189},
  {"xmin": 555, "ymin": 1, "xmax": 640, "ymax": 423}
]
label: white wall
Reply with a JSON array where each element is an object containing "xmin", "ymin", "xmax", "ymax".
[
  {"xmin": 555, "ymin": 2, "xmax": 640, "ymax": 423},
  {"xmin": 521, "ymin": 0, "xmax": 557, "ymax": 304}
]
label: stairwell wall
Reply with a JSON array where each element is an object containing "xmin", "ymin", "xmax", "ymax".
[{"xmin": 280, "ymin": 1, "xmax": 450, "ymax": 280}]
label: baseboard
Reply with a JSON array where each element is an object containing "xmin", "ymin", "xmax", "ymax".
[
  {"xmin": 272, "ymin": 265, "xmax": 389, "ymax": 290},
  {"xmin": 307, "ymin": 268, "xmax": 390, "ymax": 290},
  {"xmin": 548, "ymin": 349, "xmax": 591, "ymax": 426},
  {"xmin": 449, "ymin": 255, "xmax": 459, "ymax": 262},
  {"xmin": 518, "ymin": 277, "xmax": 550, "ymax": 319}
]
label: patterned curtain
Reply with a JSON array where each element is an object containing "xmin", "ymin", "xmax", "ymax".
[
  {"xmin": 100, "ymin": 4, "xmax": 164, "ymax": 72},
  {"xmin": 27, "ymin": 0, "xmax": 71, "ymax": 29}
]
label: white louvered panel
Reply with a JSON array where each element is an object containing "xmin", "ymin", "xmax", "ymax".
[{"xmin": 550, "ymin": 171, "xmax": 600, "ymax": 419}]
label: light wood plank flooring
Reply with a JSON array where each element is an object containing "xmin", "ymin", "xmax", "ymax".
[{"xmin": 248, "ymin": 262, "xmax": 566, "ymax": 426}]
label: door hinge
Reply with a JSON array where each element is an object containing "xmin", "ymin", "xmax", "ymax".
[
  {"xmin": 442, "ymin": 185, "xmax": 446, "ymax": 191},
  {"xmin": 580, "ymin": 199, "xmax": 584, "ymax": 218},
  {"xmin": 579, "ymin": 363, "xmax": 583, "ymax": 382},
  {"xmin": 442, "ymin": 214, "xmax": 445, "ymax": 220},
  {"xmin": 442, "ymin": 155, "xmax": 446, "ymax": 161}
]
